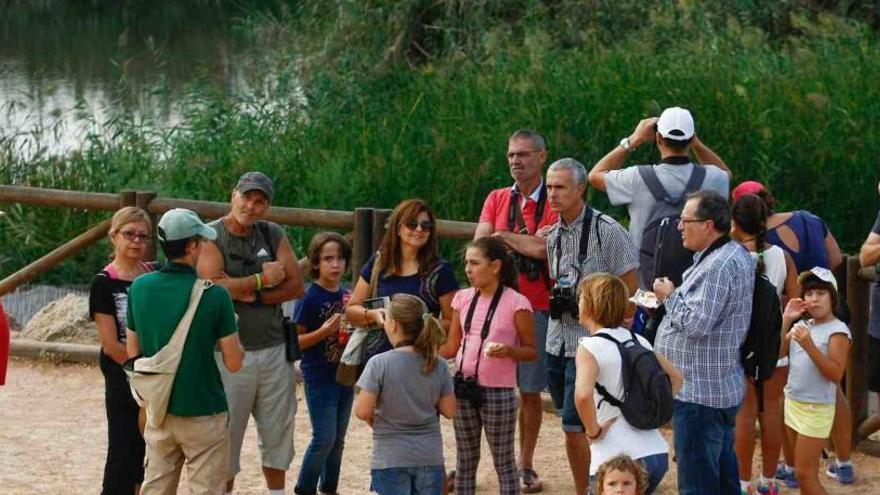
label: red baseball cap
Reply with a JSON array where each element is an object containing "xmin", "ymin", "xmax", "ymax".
[{"xmin": 731, "ymin": 181, "xmax": 766, "ymax": 202}]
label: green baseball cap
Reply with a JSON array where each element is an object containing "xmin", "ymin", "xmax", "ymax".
[{"xmin": 157, "ymin": 208, "xmax": 217, "ymax": 242}]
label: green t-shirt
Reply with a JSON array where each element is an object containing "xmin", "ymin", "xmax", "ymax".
[{"xmin": 127, "ymin": 262, "xmax": 238, "ymax": 416}]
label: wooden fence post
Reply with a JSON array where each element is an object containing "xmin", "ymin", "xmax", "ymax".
[
  {"xmin": 846, "ymin": 255, "xmax": 870, "ymax": 444},
  {"xmin": 351, "ymin": 208, "xmax": 374, "ymax": 285},
  {"xmin": 136, "ymin": 191, "xmax": 158, "ymax": 261},
  {"xmin": 372, "ymin": 209, "xmax": 391, "ymax": 252}
]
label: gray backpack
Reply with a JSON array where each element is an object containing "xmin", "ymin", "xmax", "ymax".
[{"xmin": 637, "ymin": 165, "xmax": 706, "ymax": 289}]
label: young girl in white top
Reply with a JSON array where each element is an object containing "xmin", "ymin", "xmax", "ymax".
[
  {"xmin": 573, "ymin": 273, "xmax": 682, "ymax": 494},
  {"xmin": 731, "ymin": 193, "xmax": 799, "ymax": 495},
  {"xmin": 780, "ymin": 267, "xmax": 851, "ymax": 495}
]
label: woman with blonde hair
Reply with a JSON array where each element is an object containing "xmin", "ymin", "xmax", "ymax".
[
  {"xmin": 574, "ymin": 273, "xmax": 681, "ymax": 494},
  {"xmin": 355, "ymin": 294, "xmax": 456, "ymax": 494},
  {"xmin": 88, "ymin": 206, "xmax": 156, "ymax": 494}
]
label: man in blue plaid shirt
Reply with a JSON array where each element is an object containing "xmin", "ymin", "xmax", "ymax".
[{"xmin": 653, "ymin": 191, "xmax": 754, "ymax": 495}]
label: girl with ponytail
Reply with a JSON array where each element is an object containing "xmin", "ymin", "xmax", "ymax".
[
  {"xmin": 354, "ymin": 293, "xmax": 456, "ymax": 494},
  {"xmin": 440, "ymin": 236, "xmax": 537, "ymax": 495},
  {"xmin": 731, "ymin": 193, "xmax": 799, "ymax": 495}
]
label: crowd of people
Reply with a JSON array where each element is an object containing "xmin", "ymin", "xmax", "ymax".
[{"xmin": 76, "ymin": 106, "xmax": 880, "ymax": 495}]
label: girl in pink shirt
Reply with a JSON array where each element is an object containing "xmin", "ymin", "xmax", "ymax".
[{"xmin": 440, "ymin": 236, "xmax": 536, "ymax": 495}]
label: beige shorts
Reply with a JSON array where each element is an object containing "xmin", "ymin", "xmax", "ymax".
[
  {"xmin": 216, "ymin": 343, "xmax": 297, "ymax": 477},
  {"xmin": 142, "ymin": 412, "xmax": 229, "ymax": 495}
]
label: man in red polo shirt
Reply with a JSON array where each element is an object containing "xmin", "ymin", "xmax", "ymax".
[{"xmin": 474, "ymin": 129, "xmax": 558, "ymax": 493}]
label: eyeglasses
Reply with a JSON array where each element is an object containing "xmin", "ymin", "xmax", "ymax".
[
  {"xmin": 678, "ymin": 217, "xmax": 708, "ymax": 226},
  {"xmin": 404, "ymin": 220, "xmax": 434, "ymax": 232},
  {"xmin": 120, "ymin": 230, "xmax": 151, "ymax": 243},
  {"xmin": 507, "ymin": 149, "xmax": 542, "ymax": 160}
]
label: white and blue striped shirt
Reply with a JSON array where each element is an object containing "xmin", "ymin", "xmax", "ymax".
[{"xmin": 655, "ymin": 240, "xmax": 755, "ymax": 409}]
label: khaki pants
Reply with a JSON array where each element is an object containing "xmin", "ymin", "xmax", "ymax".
[{"xmin": 141, "ymin": 412, "xmax": 229, "ymax": 495}]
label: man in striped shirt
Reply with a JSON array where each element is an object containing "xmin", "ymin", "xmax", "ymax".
[
  {"xmin": 544, "ymin": 158, "xmax": 639, "ymax": 495},
  {"xmin": 653, "ymin": 190, "xmax": 755, "ymax": 495}
]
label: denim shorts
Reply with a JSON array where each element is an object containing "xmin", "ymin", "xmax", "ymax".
[
  {"xmin": 517, "ymin": 311, "xmax": 549, "ymax": 394},
  {"xmin": 545, "ymin": 352, "xmax": 584, "ymax": 432},
  {"xmin": 371, "ymin": 465, "xmax": 444, "ymax": 495}
]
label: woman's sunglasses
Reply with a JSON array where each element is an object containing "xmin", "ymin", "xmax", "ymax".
[{"xmin": 404, "ymin": 220, "xmax": 434, "ymax": 232}]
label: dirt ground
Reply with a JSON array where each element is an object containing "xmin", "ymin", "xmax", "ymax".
[{"xmin": 1, "ymin": 359, "xmax": 878, "ymax": 494}]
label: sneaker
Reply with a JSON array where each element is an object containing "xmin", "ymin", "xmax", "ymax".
[
  {"xmin": 773, "ymin": 464, "xmax": 799, "ymax": 489},
  {"xmin": 826, "ymin": 462, "xmax": 855, "ymax": 484},
  {"xmin": 756, "ymin": 480, "xmax": 779, "ymax": 495}
]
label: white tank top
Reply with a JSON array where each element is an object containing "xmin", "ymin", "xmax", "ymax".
[{"xmin": 752, "ymin": 245, "xmax": 786, "ymax": 298}]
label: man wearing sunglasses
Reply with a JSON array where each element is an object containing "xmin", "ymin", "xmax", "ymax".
[
  {"xmin": 474, "ymin": 128, "xmax": 557, "ymax": 493},
  {"xmin": 198, "ymin": 171, "xmax": 305, "ymax": 495}
]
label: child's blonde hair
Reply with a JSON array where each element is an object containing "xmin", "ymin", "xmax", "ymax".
[
  {"xmin": 596, "ymin": 455, "xmax": 648, "ymax": 495},
  {"xmin": 387, "ymin": 294, "xmax": 446, "ymax": 374}
]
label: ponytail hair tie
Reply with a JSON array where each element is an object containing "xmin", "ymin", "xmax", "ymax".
[{"xmin": 422, "ymin": 312, "xmax": 431, "ymax": 323}]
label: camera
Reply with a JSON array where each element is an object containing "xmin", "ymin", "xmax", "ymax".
[
  {"xmin": 512, "ymin": 252, "xmax": 544, "ymax": 282},
  {"xmin": 454, "ymin": 373, "xmax": 484, "ymax": 409},
  {"xmin": 549, "ymin": 283, "xmax": 579, "ymax": 320}
]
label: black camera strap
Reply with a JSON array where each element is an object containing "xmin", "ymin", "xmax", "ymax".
[
  {"xmin": 458, "ymin": 284, "xmax": 505, "ymax": 380},
  {"xmin": 553, "ymin": 205, "xmax": 595, "ymax": 280},
  {"xmin": 508, "ymin": 183, "xmax": 547, "ymax": 235}
]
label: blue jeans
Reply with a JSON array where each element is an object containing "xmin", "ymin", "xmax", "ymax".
[
  {"xmin": 545, "ymin": 352, "xmax": 584, "ymax": 432},
  {"xmin": 673, "ymin": 400, "xmax": 740, "ymax": 495},
  {"xmin": 371, "ymin": 466, "xmax": 444, "ymax": 495},
  {"xmin": 294, "ymin": 376, "xmax": 354, "ymax": 495}
]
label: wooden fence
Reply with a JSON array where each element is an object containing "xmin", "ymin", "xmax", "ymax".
[{"xmin": 0, "ymin": 185, "xmax": 477, "ymax": 295}]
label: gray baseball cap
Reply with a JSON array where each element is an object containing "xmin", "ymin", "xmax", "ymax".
[
  {"xmin": 157, "ymin": 208, "xmax": 217, "ymax": 242},
  {"xmin": 236, "ymin": 171, "xmax": 274, "ymax": 201}
]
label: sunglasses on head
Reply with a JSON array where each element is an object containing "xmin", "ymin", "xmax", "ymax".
[
  {"xmin": 404, "ymin": 219, "xmax": 434, "ymax": 231},
  {"xmin": 120, "ymin": 230, "xmax": 151, "ymax": 243}
]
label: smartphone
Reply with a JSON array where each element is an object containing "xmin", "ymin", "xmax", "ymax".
[{"xmin": 362, "ymin": 296, "xmax": 390, "ymax": 310}]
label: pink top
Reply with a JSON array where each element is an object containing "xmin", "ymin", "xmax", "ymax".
[{"xmin": 453, "ymin": 287, "xmax": 533, "ymax": 388}]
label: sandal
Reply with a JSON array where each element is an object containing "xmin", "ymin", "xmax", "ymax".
[
  {"xmin": 520, "ymin": 468, "xmax": 543, "ymax": 493},
  {"xmin": 446, "ymin": 469, "xmax": 455, "ymax": 492}
]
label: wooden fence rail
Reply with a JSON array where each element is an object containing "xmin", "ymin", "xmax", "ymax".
[{"xmin": 0, "ymin": 185, "xmax": 477, "ymax": 296}]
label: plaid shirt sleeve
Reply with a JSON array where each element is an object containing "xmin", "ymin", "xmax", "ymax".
[{"xmin": 664, "ymin": 266, "xmax": 730, "ymax": 339}]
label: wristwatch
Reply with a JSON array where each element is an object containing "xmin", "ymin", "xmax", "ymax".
[{"xmin": 619, "ymin": 137, "xmax": 633, "ymax": 152}]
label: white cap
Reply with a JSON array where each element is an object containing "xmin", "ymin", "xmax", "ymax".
[
  {"xmin": 657, "ymin": 107, "xmax": 695, "ymax": 141},
  {"xmin": 797, "ymin": 266, "xmax": 838, "ymax": 291}
]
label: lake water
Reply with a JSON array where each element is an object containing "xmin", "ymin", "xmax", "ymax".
[{"xmin": 0, "ymin": 1, "xmax": 294, "ymax": 158}]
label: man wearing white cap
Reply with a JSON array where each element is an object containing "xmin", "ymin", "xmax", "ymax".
[
  {"xmin": 588, "ymin": 107, "xmax": 731, "ymax": 286},
  {"xmin": 127, "ymin": 208, "xmax": 245, "ymax": 494}
]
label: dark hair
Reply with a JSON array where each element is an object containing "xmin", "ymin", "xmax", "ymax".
[
  {"xmin": 466, "ymin": 236, "xmax": 519, "ymax": 291},
  {"xmin": 799, "ymin": 276, "xmax": 839, "ymax": 313},
  {"xmin": 159, "ymin": 235, "xmax": 200, "ymax": 260},
  {"xmin": 509, "ymin": 128, "xmax": 546, "ymax": 150},
  {"xmin": 661, "ymin": 135, "xmax": 693, "ymax": 151},
  {"xmin": 688, "ymin": 190, "xmax": 731, "ymax": 233},
  {"xmin": 379, "ymin": 199, "xmax": 439, "ymax": 278},
  {"xmin": 732, "ymin": 194, "xmax": 770, "ymax": 275},
  {"xmin": 754, "ymin": 188, "xmax": 777, "ymax": 214},
  {"xmin": 307, "ymin": 232, "xmax": 352, "ymax": 279},
  {"xmin": 387, "ymin": 294, "xmax": 446, "ymax": 374}
]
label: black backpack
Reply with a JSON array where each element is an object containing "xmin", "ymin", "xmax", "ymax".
[
  {"xmin": 741, "ymin": 271, "xmax": 782, "ymax": 412},
  {"xmin": 594, "ymin": 330, "xmax": 674, "ymax": 430},
  {"xmin": 637, "ymin": 165, "xmax": 706, "ymax": 289}
]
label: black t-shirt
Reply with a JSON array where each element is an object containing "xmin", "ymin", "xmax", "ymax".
[{"xmin": 89, "ymin": 263, "xmax": 156, "ymax": 343}]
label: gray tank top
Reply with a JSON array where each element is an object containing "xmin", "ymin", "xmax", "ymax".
[{"xmin": 208, "ymin": 218, "xmax": 285, "ymax": 350}]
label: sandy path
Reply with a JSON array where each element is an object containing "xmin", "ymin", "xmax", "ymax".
[{"xmin": 1, "ymin": 359, "xmax": 877, "ymax": 494}]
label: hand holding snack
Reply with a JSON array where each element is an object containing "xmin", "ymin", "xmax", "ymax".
[{"xmin": 483, "ymin": 342, "xmax": 510, "ymax": 358}]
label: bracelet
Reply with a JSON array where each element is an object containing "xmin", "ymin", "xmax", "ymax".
[
  {"xmin": 586, "ymin": 425, "xmax": 603, "ymax": 440},
  {"xmin": 254, "ymin": 273, "xmax": 263, "ymax": 291}
]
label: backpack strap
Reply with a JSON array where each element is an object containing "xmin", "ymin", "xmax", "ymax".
[
  {"xmin": 637, "ymin": 165, "xmax": 670, "ymax": 202},
  {"xmin": 591, "ymin": 332, "xmax": 626, "ymax": 409},
  {"xmin": 683, "ymin": 165, "xmax": 707, "ymax": 195}
]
